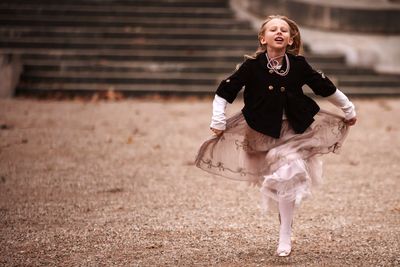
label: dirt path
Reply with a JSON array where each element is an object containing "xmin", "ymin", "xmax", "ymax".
[{"xmin": 0, "ymin": 97, "xmax": 399, "ymax": 266}]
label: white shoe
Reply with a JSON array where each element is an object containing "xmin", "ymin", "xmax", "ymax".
[
  {"xmin": 277, "ymin": 246, "xmax": 291, "ymax": 257},
  {"xmin": 277, "ymin": 210, "xmax": 294, "ymax": 257},
  {"xmin": 276, "ymin": 230, "xmax": 292, "ymax": 257}
]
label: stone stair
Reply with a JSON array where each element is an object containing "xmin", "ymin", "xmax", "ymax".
[{"xmin": 0, "ymin": 0, "xmax": 399, "ymax": 97}]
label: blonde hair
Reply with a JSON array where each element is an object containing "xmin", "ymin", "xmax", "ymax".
[{"xmin": 247, "ymin": 15, "xmax": 303, "ymax": 59}]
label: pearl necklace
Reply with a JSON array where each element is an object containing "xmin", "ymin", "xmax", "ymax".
[{"xmin": 266, "ymin": 53, "xmax": 290, "ymax": 76}]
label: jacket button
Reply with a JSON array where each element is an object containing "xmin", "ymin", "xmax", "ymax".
[
  {"xmin": 269, "ymin": 69, "xmax": 274, "ymax": 74},
  {"xmin": 226, "ymin": 79, "xmax": 230, "ymax": 83},
  {"xmin": 280, "ymin": 86, "xmax": 285, "ymax": 92},
  {"xmin": 268, "ymin": 85, "xmax": 274, "ymax": 90}
]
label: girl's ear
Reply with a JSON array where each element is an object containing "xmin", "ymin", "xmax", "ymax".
[
  {"xmin": 288, "ymin": 37, "xmax": 294, "ymax": 46},
  {"xmin": 260, "ymin": 37, "xmax": 267, "ymax": 45}
]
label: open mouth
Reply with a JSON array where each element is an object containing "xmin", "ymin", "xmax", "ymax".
[{"xmin": 274, "ymin": 37, "xmax": 284, "ymax": 42}]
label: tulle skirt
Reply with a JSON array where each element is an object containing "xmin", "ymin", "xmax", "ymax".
[{"xmin": 195, "ymin": 110, "xmax": 349, "ymax": 212}]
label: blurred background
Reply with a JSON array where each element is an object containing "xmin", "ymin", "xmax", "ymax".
[{"xmin": 0, "ymin": 0, "xmax": 399, "ymax": 98}]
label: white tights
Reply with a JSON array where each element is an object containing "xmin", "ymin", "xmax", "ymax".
[{"xmin": 277, "ymin": 199, "xmax": 295, "ymax": 252}]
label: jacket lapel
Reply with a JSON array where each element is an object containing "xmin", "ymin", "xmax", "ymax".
[{"xmin": 257, "ymin": 52, "xmax": 267, "ymax": 70}]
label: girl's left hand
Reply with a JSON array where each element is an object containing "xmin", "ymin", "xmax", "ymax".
[
  {"xmin": 210, "ymin": 127, "xmax": 224, "ymax": 136},
  {"xmin": 344, "ymin": 117, "xmax": 357, "ymax": 126}
]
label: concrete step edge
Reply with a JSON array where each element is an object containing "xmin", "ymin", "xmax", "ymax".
[
  {"xmin": 0, "ymin": 4, "xmax": 232, "ymax": 14},
  {"xmin": 1, "ymin": 48, "xmax": 252, "ymax": 57},
  {"xmin": 0, "ymin": 26, "xmax": 255, "ymax": 37},
  {"xmin": 22, "ymin": 63, "xmax": 375, "ymax": 76},
  {"xmin": 22, "ymin": 70, "xmax": 398, "ymax": 82},
  {"xmin": 0, "ymin": 16, "xmax": 246, "ymax": 26},
  {"xmin": 20, "ymin": 59, "xmax": 373, "ymax": 72},
  {"xmin": 15, "ymin": 82, "xmax": 400, "ymax": 96},
  {"xmin": 16, "ymin": 82, "xmax": 214, "ymax": 92},
  {"xmin": 0, "ymin": 37, "xmax": 256, "ymax": 47},
  {"xmin": 4, "ymin": 0, "xmax": 224, "ymax": 4},
  {"xmin": 22, "ymin": 71, "xmax": 224, "ymax": 80},
  {"xmin": 1, "ymin": 48, "xmax": 345, "ymax": 61}
]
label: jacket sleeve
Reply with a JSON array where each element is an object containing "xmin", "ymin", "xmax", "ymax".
[
  {"xmin": 215, "ymin": 59, "xmax": 250, "ymax": 103},
  {"xmin": 298, "ymin": 56, "xmax": 337, "ymax": 97}
]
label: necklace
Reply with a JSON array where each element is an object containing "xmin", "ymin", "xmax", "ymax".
[{"xmin": 266, "ymin": 53, "xmax": 290, "ymax": 76}]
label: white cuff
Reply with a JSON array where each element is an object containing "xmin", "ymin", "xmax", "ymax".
[
  {"xmin": 327, "ymin": 89, "xmax": 356, "ymax": 120},
  {"xmin": 210, "ymin": 94, "xmax": 227, "ymax": 130}
]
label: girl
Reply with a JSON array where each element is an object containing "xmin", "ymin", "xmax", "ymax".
[{"xmin": 195, "ymin": 15, "xmax": 357, "ymax": 257}]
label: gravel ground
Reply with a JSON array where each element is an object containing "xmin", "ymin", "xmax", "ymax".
[{"xmin": 0, "ymin": 97, "xmax": 399, "ymax": 266}]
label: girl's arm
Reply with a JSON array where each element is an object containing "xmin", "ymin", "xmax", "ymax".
[
  {"xmin": 298, "ymin": 56, "xmax": 337, "ymax": 97},
  {"xmin": 210, "ymin": 94, "xmax": 228, "ymax": 135},
  {"xmin": 215, "ymin": 60, "xmax": 250, "ymax": 103},
  {"xmin": 210, "ymin": 59, "xmax": 250, "ymax": 135},
  {"xmin": 298, "ymin": 56, "xmax": 357, "ymax": 125},
  {"xmin": 327, "ymin": 89, "xmax": 357, "ymax": 125}
]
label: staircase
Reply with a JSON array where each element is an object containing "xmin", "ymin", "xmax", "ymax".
[{"xmin": 0, "ymin": 0, "xmax": 399, "ymax": 97}]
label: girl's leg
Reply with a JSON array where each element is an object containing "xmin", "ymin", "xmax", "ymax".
[{"xmin": 277, "ymin": 199, "xmax": 295, "ymax": 256}]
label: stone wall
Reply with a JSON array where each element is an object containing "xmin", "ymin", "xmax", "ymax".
[{"xmin": 0, "ymin": 54, "xmax": 22, "ymax": 98}]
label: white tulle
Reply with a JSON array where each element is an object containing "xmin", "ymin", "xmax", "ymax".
[{"xmin": 260, "ymin": 157, "xmax": 323, "ymax": 212}]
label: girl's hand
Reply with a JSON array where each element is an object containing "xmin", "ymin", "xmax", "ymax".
[
  {"xmin": 210, "ymin": 127, "xmax": 224, "ymax": 136},
  {"xmin": 344, "ymin": 117, "xmax": 357, "ymax": 126}
]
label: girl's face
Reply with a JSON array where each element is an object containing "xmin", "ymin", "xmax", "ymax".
[{"xmin": 260, "ymin": 18, "xmax": 293, "ymax": 52}]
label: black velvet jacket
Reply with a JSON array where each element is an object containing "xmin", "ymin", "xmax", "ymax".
[{"xmin": 215, "ymin": 53, "xmax": 337, "ymax": 138}]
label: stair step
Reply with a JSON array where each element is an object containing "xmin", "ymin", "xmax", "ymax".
[
  {"xmin": 16, "ymin": 82, "xmax": 215, "ymax": 94},
  {"xmin": 1, "ymin": 48, "xmax": 253, "ymax": 56},
  {"xmin": 2, "ymin": 48, "xmax": 250, "ymax": 62},
  {"xmin": 21, "ymin": 60, "xmax": 239, "ymax": 73},
  {"xmin": 15, "ymin": 82, "xmax": 400, "ymax": 97},
  {"xmin": 0, "ymin": 49, "xmax": 345, "ymax": 64},
  {"xmin": 0, "ymin": 4, "xmax": 230, "ymax": 13},
  {"xmin": 0, "ymin": 26, "xmax": 256, "ymax": 40},
  {"xmin": 0, "ymin": 42, "xmax": 255, "ymax": 51},
  {"xmin": 5, "ymin": 0, "xmax": 228, "ymax": 8},
  {"xmin": 0, "ymin": 16, "xmax": 249, "ymax": 29},
  {"xmin": 337, "ymin": 76, "xmax": 400, "ymax": 87},
  {"xmin": 21, "ymin": 71, "xmax": 221, "ymax": 85},
  {"xmin": 20, "ymin": 59, "xmax": 353, "ymax": 68},
  {"xmin": 19, "ymin": 59, "xmax": 375, "ymax": 75},
  {"xmin": 21, "ymin": 61, "xmax": 375, "ymax": 76},
  {"xmin": 21, "ymin": 70, "xmax": 400, "ymax": 87},
  {"xmin": 312, "ymin": 64, "xmax": 376, "ymax": 75},
  {"xmin": 0, "ymin": 37, "xmax": 256, "ymax": 49},
  {"xmin": 338, "ymin": 87, "xmax": 400, "ymax": 95},
  {"xmin": 0, "ymin": 6, "xmax": 233, "ymax": 19}
]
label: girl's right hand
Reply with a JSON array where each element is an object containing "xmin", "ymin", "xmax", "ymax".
[
  {"xmin": 344, "ymin": 116, "xmax": 357, "ymax": 126},
  {"xmin": 210, "ymin": 127, "xmax": 224, "ymax": 136}
]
